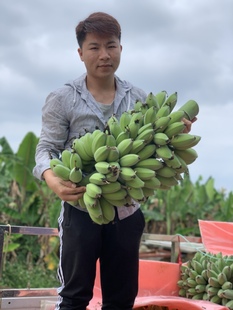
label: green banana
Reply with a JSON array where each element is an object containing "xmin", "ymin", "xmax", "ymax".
[
  {"xmin": 209, "ymin": 294, "xmax": 222, "ymax": 304},
  {"xmin": 72, "ymin": 138, "xmax": 93, "ymax": 161},
  {"xmin": 130, "ymin": 110, "xmax": 144, "ymax": 124},
  {"xmin": 143, "ymin": 177, "xmax": 161, "ymax": 189},
  {"xmin": 153, "ymin": 132, "xmax": 170, "ymax": 146},
  {"xmin": 156, "ymin": 175, "xmax": 179, "ymax": 187},
  {"xmin": 217, "ymin": 272, "xmax": 228, "ymax": 286},
  {"xmin": 99, "ymin": 196, "xmax": 115, "ymax": 222},
  {"xmin": 164, "ymin": 121, "xmax": 186, "ymax": 138},
  {"xmin": 156, "ymin": 145, "xmax": 174, "ymax": 160},
  {"xmin": 142, "ymin": 187, "xmax": 155, "ymax": 198},
  {"xmin": 100, "ymin": 181, "xmax": 122, "ymax": 194},
  {"xmin": 109, "ymin": 161, "xmax": 121, "ymax": 171},
  {"xmin": 83, "ymin": 192, "xmax": 98, "ymax": 208},
  {"xmin": 195, "ymin": 274, "xmax": 207, "ymax": 285},
  {"xmin": 94, "ymin": 145, "xmax": 110, "ymax": 162},
  {"xmin": 137, "ymin": 122, "xmax": 153, "ymax": 135},
  {"xmin": 91, "ymin": 128, "xmax": 102, "ymax": 139},
  {"xmin": 135, "ymin": 128, "xmax": 154, "ymax": 143},
  {"xmin": 174, "ymin": 148, "xmax": 198, "ymax": 165},
  {"xmin": 170, "ymin": 133, "xmax": 201, "ymax": 150},
  {"xmin": 145, "ymin": 91, "xmax": 160, "ymax": 109},
  {"xmin": 179, "ymin": 288, "xmax": 187, "ymax": 297},
  {"xmin": 225, "ymin": 299, "xmax": 233, "ymax": 309},
  {"xmin": 107, "ymin": 146, "xmax": 119, "ymax": 162},
  {"xmin": 222, "ymin": 281, "xmax": 233, "ymax": 290},
  {"xmin": 188, "ymin": 269, "xmax": 198, "ymax": 280},
  {"xmin": 130, "ymin": 139, "xmax": 147, "ymax": 154},
  {"xmin": 91, "ymin": 131, "xmax": 107, "ymax": 154},
  {"xmin": 137, "ymin": 144, "xmax": 156, "ymax": 160},
  {"xmin": 127, "ymin": 186, "xmax": 145, "ymax": 202},
  {"xmin": 222, "ymin": 289, "xmax": 233, "ymax": 300},
  {"xmin": 89, "ymin": 172, "xmax": 109, "ymax": 185},
  {"xmin": 135, "ymin": 158, "xmax": 163, "ymax": 170},
  {"xmin": 153, "ymin": 116, "xmax": 171, "ymax": 132},
  {"xmin": 143, "ymin": 105, "xmax": 157, "ymax": 125},
  {"xmin": 119, "ymin": 167, "xmax": 137, "ymax": 181},
  {"xmin": 86, "ymin": 199, "xmax": 104, "ymax": 225},
  {"xmin": 164, "ymin": 153, "xmax": 182, "ymax": 169},
  {"xmin": 192, "ymin": 293, "xmax": 204, "ymax": 300},
  {"xmin": 106, "ymin": 133, "xmax": 117, "ymax": 147},
  {"xmin": 125, "ymin": 175, "xmax": 145, "ymax": 188},
  {"xmin": 77, "ymin": 196, "xmax": 86, "ymax": 209},
  {"xmin": 104, "ymin": 197, "xmax": 127, "ymax": 207},
  {"xmin": 134, "ymin": 167, "xmax": 156, "ymax": 180},
  {"xmin": 222, "ymin": 297, "xmax": 230, "ymax": 306},
  {"xmin": 207, "ymin": 267, "xmax": 220, "ymax": 279},
  {"xmin": 115, "ymin": 129, "xmax": 130, "ymax": 145},
  {"xmin": 195, "ymin": 284, "xmax": 206, "ymax": 293},
  {"xmin": 107, "ymin": 115, "xmax": 122, "ymax": 139},
  {"xmin": 162, "ymin": 91, "xmax": 178, "ymax": 112},
  {"xmin": 69, "ymin": 167, "xmax": 83, "ymax": 183},
  {"xmin": 155, "ymin": 105, "xmax": 171, "ymax": 120},
  {"xmin": 201, "ymin": 269, "xmax": 208, "ymax": 281},
  {"xmin": 187, "ymin": 288, "xmax": 196, "ymax": 298},
  {"xmin": 217, "ymin": 288, "xmax": 225, "ymax": 298},
  {"xmin": 105, "ymin": 170, "xmax": 120, "ymax": 183},
  {"xmin": 117, "ymin": 138, "xmax": 133, "ymax": 157},
  {"xmin": 154, "ymin": 90, "xmax": 167, "ymax": 108},
  {"xmin": 174, "ymin": 154, "xmax": 189, "ymax": 173},
  {"xmin": 52, "ymin": 164, "xmax": 71, "ymax": 181},
  {"xmin": 207, "ymin": 286, "xmax": 220, "ymax": 297},
  {"xmin": 86, "ymin": 183, "xmax": 102, "ymax": 199},
  {"xmin": 95, "ymin": 161, "xmax": 111, "ymax": 174},
  {"xmin": 222, "ymin": 265, "xmax": 232, "ymax": 281},
  {"xmin": 178, "ymin": 99, "xmax": 199, "ymax": 121},
  {"xmin": 133, "ymin": 99, "xmax": 143, "ymax": 112},
  {"xmin": 61, "ymin": 149, "xmax": 72, "ymax": 168},
  {"xmin": 80, "ymin": 132, "xmax": 94, "ymax": 158},
  {"xmin": 119, "ymin": 154, "xmax": 140, "ymax": 167},
  {"xmin": 156, "ymin": 166, "xmax": 177, "ymax": 178},
  {"xmin": 208, "ymin": 277, "xmax": 222, "ymax": 288},
  {"xmin": 127, "ymin": 120, "xmax": 141, "ymax": 139},
  {"xmin": 119, "ymin": 111, "xmax": 132, "ymax": 131},
  {"xmin": 167, "ymin": 110, "xmax": 185, "ymax": 124},
  {"xmin": 192, "ymin": 260, "xmax": 204, "ymax": 274},
  {"xmin": 50, "ymin": 158, "xmax": 64, "ymax": 169},
  {"xmin": 70, "ymin": 152, "xmax": 83, "ymax": 169},
  {"xmin": 102, "ymin": 188, "xmax": 127, "ymax": 201}
]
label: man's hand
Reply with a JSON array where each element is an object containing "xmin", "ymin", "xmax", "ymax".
[
  {"xmin": 182, "ymin": 117, "xmax": 197, "ymax": 133},
  {"xmin": 43, "ymin": 169, "xmax": 86, "ymax": 202}
]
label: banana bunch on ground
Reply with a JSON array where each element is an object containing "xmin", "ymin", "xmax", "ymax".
[
  {"xmin": 178, "ymin": 251, "xmax": 233, "ymax": 308},
  {"xmin": 49, "ymin": 90, "xmax": 201, "ymax": 225}
]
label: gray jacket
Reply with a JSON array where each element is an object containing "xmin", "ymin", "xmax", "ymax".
[{"xmin": 33, "ymin": 73, "xmax": 147, "ymax": 220}]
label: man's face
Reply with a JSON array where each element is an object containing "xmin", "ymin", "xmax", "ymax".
[{"xmin": 78, "ymin": 33, "xmax": 122, "ymax": 79}]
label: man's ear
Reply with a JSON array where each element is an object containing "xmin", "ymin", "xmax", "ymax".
[{"xmin": 78, "ymin": 48, "xmax": 83, "ymax": 61}]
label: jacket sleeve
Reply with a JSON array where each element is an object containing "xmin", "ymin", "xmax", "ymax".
[{"xmin": 33, "ymin": 91, "xmax": 70, "ymax": 180}]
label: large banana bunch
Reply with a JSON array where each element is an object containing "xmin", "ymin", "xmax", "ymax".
[
  {"xmin": 49, "ymin": 90, "xmax": 201, "ymax": 225},
  {"xmin": 178, "ymin": 251, "xmax": 233, "ymax": 308}
]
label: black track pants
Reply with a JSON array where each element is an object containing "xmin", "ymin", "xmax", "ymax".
[{"xmin": 56, "ymin": 203, "xmax": 145, "ymax": 310}]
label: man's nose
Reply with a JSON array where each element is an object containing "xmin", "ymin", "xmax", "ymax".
[{"xmin": 99, "ymin": 48, "xmax": 110, "ymax": 59}]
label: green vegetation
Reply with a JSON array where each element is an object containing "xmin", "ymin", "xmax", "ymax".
[{"xmin": 0, "ymin": 132, "xmax": 232, "ymax": 288}]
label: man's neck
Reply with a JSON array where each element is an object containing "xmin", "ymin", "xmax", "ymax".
[{"xmin": 86, "ymin": 76, "xmax": 116, "ymax": 104}]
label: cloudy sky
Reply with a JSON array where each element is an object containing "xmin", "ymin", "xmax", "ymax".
[{"xmin": 0, "ymin": 0, "xmax": 232, "ymax": 193}]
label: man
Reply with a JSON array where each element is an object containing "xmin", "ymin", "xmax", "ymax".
[{"xmin": 33, "ymin": 12, "xmax": 194, "ymax": 310}]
